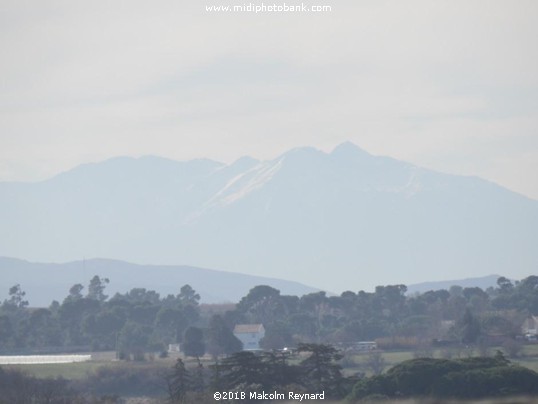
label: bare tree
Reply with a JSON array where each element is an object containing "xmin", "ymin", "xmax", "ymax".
[{"xmin": 365, "ymin": 351, "xmax": 386, "ymax": 375}]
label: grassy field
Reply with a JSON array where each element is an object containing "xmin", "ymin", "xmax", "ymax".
[
  {"xmin": 4, "ymin": 349, "xmax": 538, "ymax": 404},
  {"xmin": 514, "ymin": 344, "xmax": 538, "ymax": 372},
  {"xmin": 5, "ymin": 344, "xmax": 538, "ymax": 381},
  {"xmin": 4, "ymin": 352, "xmax": 180, "ymax": 380},
  {"xmin": 343, "ymin": 343, "xmax": 538, "ymax": 376}
]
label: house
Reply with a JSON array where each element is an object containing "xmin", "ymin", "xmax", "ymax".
[
  {"xmin": 522, "ymin": 315, "xmax": 538, "ymax": 336},
  {"xmin": 233, "ymin": 324, "xmax": 265, "ymax": 350},
  {"xmin": 168, "ymin": 343, "xmax": 180, "ymax": 353}
]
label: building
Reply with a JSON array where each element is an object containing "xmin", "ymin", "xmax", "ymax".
[
  {"xmin": 522, "ymin": 315, "xmax": 538, "ymax": 336},
  {"xmin": 168, "ymin": 343, "xmax": 180, "ymax": 353},
  {"xmin": 233, "ymin": 324, "xmax": 265, "ymax": 350}
]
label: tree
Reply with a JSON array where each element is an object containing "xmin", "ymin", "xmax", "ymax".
[
  {"xmin": 130, "ymin": 302, "xmax": 160, "ymax": 326},
  {"xmin": 58, "ymin": 297, "xmax": 100, "ymax": 345},
  {"xmin": 166, "ymin": 358, "xmax": 191, "ymax": 403},
  {"xmin": 206, "ymin": 315, "xmax": 242, "ymax": 358},
  {"xmin": 502, "ymin": 338, "xmax": 523, "ymax": 358},
  {"xmin": 365, "ymin": 351, "xmax": 386, "ymax": 375},
  {"xmin": 216, "ymin": 350, "xmax": 301, "ymax": 394},
  {"xmin": 375, "ymin": 285, "xmax": 408, "ymax": 315},
  {"xmin": 178, "ymin": 285, "xmax": 200, "ymax": 307},
  {"xmin": 349, "ymin": 354, "xmax": 538, "ymax": 401},
  {"xmin": 83, "ymin": 309, "xmax": 125, "ymax": 349},
  {"xmin": 155, "ymin": 307, "xmax": 186, "ymax": 344},
  {"xmin": 459, "ymin": 308, "xmax": 481, "ymax": 344},
  {"xmin": 237, "ymin": 285, "xmax": 283, "ymax": 325},
  {"xmin": 497, "ymin": 276, "xmax": 514, "ymax": 293},
  {"xmin": 518, "ymin": 276, "xmax": 538, "ymax": 315},
  {"xmin": 463, "ymin": 287, "xmax": 490, "ymax": 313},
  {"xmin": 299, "ymin": 292, "xmax": 329, "ymax": 341},
  {"xmin": 261, "ymin": 351, "xmax": 300, "ymax": 389},
  {"xmin": 298, "ymin": 343, "xmax": 344, "ymax": 397},
  {"xmin": 87, "ymin": 275, "xmax": 109, "ymax": 302},
  {"xmin": 121, "ymin": 288, "xmax": 161, "ymax": 304},
  {"xmin": 0, "ymin": 315, "xmax": 13, "ymax": 349},
  {"xmin": 237, "ymin": 285, "xmax": 280, "ymax": 311},
  {"xmin": 287, "ymin": 312, "xmax": 317, "ymax": 339},
  {"xmin": 3, "ymin": 284, "xmax": 28, "ymax": 309},
  {"xmin": 68, "ymin": 284, "xmax": 84, "ymax": 300},
  {"xmin": 217, "ymin": 351, "xmax": 267, "ymax": 390},
  {"xmin": 183, "ymin": 327, "xmax": 205, "ymax": 358},
  {"xmin": 0, "ymin": 367, "xmax": 77, "ymax": 403},
  {"xmin": 22, "ymin": 308, "xmax": 62, "ymax": 347},
  {"xmin": 259, "ymin": 321, "xmax": 294, "ymax": 350},
  {"xmin": 117, "ymin": 321, "xmax": 153, "ymax": 359},
  {"xmin": 519, "ymin": 275, "xmax": 538, "ymax": 292}
]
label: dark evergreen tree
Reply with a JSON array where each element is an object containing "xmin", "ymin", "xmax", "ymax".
[
  {"xmin": 117, "ymin": 321, "xmax": 153, "ymax": 359},
  {"xmin": 87, "ymin": 275, "xmax": 109, "ymax": 302},
  {"xmin": 183, "ymin": 326, "xmax": 205, "ymax": 358},
  {"xmin": 0, "ymin": 315, "xmax": 13, "ymax": 349},
  {"xmin": 298, "ymin": 343, "xmax": 344, "ymax": 397},
  {"xmin": 261, "ymin": 351, "xmax": 300, "ymax": 388},
  {"xmin": 178, "ymin": 285, "xmax": 200, "ymax": 307},
  {"xmin": 459, "ymin": 308, "xmax": 481, "ymax": 343},
  {"xmin": 218, "ymin": 351, "xmax": 266, "ymax": 389},
  {"xmin": 166, "ymin": 358, "xmax": 191, "ymax": 403},
  {"xmin": 259, "ymin": 321, "xmax": 294, "ymax": 350},
  {"xmin": 67, "ymin": 284, "xmax": 84, "ymax": 300},
  {"xmin": 3, "ymin": 284, "xmax": 28, "ymax": 310},
  {"xmin": 206, "ymin": 314, "xmax": 242, "ymax": 358}
]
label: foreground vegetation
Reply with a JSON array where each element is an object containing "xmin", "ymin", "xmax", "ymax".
[
  {"xmin": 3, "ymin": 348, "xmax": 538, "ymax": 403},
  {"xmin": 8, "ymin": 343, "xmax": 538, "ymax": 382},
  {"xmin": 2, "ymin": 274, "xmax": 538, "ymax": 401},
  {"xmin": 350, "ymin": 353, "xmax": 538, "ymax": 401}
]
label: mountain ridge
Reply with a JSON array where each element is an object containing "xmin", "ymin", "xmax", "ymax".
[
  {"xmin": 0, "ymin": 255, "xmax": 518, "ymax": 307},
  {"xmin": 0, "ymin": 256, "xmax": 323, "ymax": 307},
  {"xmin": 406, "ymin": 274, "xmax": 504, "ymax": 295},
  {"xmin": 1, "ymin": 142, "xmax": 536, "ymax": 292}
]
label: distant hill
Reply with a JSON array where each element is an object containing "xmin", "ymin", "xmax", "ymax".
[
  {"xmin": 1, "ymin": 142, "xmax": 537, "ymax": 292},
  {"xmin": 0, "ymin": 257, "xmax": 322, "ymax": 307},
  {"xmin": 406, "ymin": 275, "xmax": 503, "ymax": 294}
]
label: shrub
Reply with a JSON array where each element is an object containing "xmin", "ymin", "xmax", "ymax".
[
  {"xmin": 76, "ymin": 365, "xmax": 166, "ymax": 397},
  {"xmin": 348, "ymin": 354, "xmax": 538, "ymax": 401}
]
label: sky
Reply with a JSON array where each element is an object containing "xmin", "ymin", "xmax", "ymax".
[{"xmin": 1, "ymin": 0, "xmax": 538, "ymax": 200}]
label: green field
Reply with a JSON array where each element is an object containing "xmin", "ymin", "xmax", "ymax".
[
  {"xmin": 5, "ymin": 344, "xmax": 538, "ymax": 381},
  {"xmin": 344, "ymin": 344, "xmax": 538, "ymax": 376},
  {"xmin": 4, "ymin": 352, "xmax": 181, "ymax": 380},
  {"xmin": 514, "ymin": 344, "xmax": 538, "ymax": 372}
]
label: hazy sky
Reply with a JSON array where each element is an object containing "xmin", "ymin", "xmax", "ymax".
[{"xmin": 1, "ymin": 1, "xmax": 537, "ymax": 199}]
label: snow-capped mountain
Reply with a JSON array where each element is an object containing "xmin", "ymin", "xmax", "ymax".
[{"xmin": 1, "ymin": 142, "xmax": 537, "ymax": 292}]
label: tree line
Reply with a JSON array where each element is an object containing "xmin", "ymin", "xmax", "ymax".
[
  {"xmin": 0, "ymin": 276, "xmax": 203, "ymax": 357},
  {"xmin": 1, "ymin": 275, "xmax": 538, "ymax": 357},
  {"xmin": 2, "ymin": 274, "xmax": 538, "ymax": 402}
]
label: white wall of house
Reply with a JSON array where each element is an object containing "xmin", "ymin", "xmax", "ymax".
[
  {"xmin": 522, "ymin": 316, "xmax": 538, "ymax": 335},
  {"xmin": 233, "ymin": 324, "xmax": 265, "ymax": 350}
]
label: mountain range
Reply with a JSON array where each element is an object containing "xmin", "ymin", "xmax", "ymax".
[
  {"xmin": 0, "ymin": 257, "xmax": 321, "ymax": 307},
  {"xmin": 1, "ymin": 142, "xmax": 537, "ymax": 292},
  {"xmin": 0, "ymin": 257, "xmax": 511, "ymax": 307},
  {"xmin": 405, "ymin": 274, "xmax": 504, "ymax": 295}
]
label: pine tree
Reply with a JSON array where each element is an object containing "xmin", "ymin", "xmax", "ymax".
[{"xmin": 167, "ymin": 358, "xmax": 191, "ymax": 403}]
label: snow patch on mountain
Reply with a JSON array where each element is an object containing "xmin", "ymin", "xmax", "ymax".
[
  {"xmin": 185, "ymin": 157, "xmax": 284, "ymax": 221},
  {"xmin": 219, "ymin": 158, "xmax": 283, "ymax": 205}
]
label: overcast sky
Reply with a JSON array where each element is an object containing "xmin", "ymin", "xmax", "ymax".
[{"xmin": 1, "ymin": 0, "xmax": 537, "ymax": 199}]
